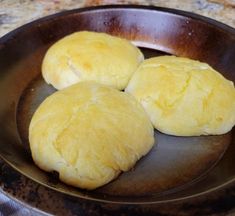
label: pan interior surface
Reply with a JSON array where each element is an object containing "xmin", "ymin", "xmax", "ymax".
[{"xmin": 0, "ymin": 6, "xmax": 234, "ymax": 203}]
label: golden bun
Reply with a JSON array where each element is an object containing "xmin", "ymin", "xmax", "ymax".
[
  {"xmin": 126, "ymin": 56, "xmax": 235, "ymax": 136},
  {"xmin": 42, "ymin": 31, "xmax": 144, "ymax": 90},
  {"xmin": 29, "ymin": 82, "xmax": 154, "ymax": 189}
]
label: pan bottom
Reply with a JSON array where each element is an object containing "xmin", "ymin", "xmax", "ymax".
[{"xmin": 16, "ymin": 47, "xmax": 230, "ymax": 199}]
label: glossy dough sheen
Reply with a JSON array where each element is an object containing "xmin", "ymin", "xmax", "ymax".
[
  {"xmin": 126, "ymin": 56, "xmax": 235, "ymax": 136},
  {"xmin": 29, "ymin": 82, "xmax": 154, "ymax": 189},
  {"xmin": 42, "ymin": 31, "xmax": 144, "ymax": 90}
]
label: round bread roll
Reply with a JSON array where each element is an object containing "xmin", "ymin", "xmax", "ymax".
[
  {"xmin": 29, "ymin": 82, "xmax": 154, "ymax": 189},
  {"xmin": 125, "ymin": 56, "xmax": 235, "ymax": 136},
  {"xmin": 42, "ymin": 31, "xmax": 144, "ymax": 90}
]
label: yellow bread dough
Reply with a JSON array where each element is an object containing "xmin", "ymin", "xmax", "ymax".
[
  {"xmin": 125, "ymin": 56, "xmax": 235, "ymax": 136},
  {"xmin": 42, "ymin": 31, "xmax": 144, "ymax": 90},
  {"xmin": 29, "ymin": 82, "xmax": 154, "ymax": 189}
]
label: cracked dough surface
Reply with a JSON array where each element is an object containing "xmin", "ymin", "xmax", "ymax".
[
  {"xmin": 125, "ymin": 56, "xmax": 235, "ymax": 136},
  {"xmin": 42, "ymin": 31, "xmax": 144, "ymax": 90},
  {"xmin": 29, "ymin": 82, "xmax": 154, "ymax": 189}
]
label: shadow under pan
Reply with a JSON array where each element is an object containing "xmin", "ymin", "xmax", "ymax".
[{"xmin": 0, "ymin": 5, "xmax": 234, "ymax": 204}]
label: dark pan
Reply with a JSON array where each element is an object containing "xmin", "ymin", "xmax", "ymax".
[{"xmin": 0, "ymin": 5, "xmax": 234, "ymax": 206}]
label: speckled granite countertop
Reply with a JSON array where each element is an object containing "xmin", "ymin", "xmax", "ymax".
[{"xmin": 0, "ymin": 0, "xmax": 235, "ymax": 38}]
